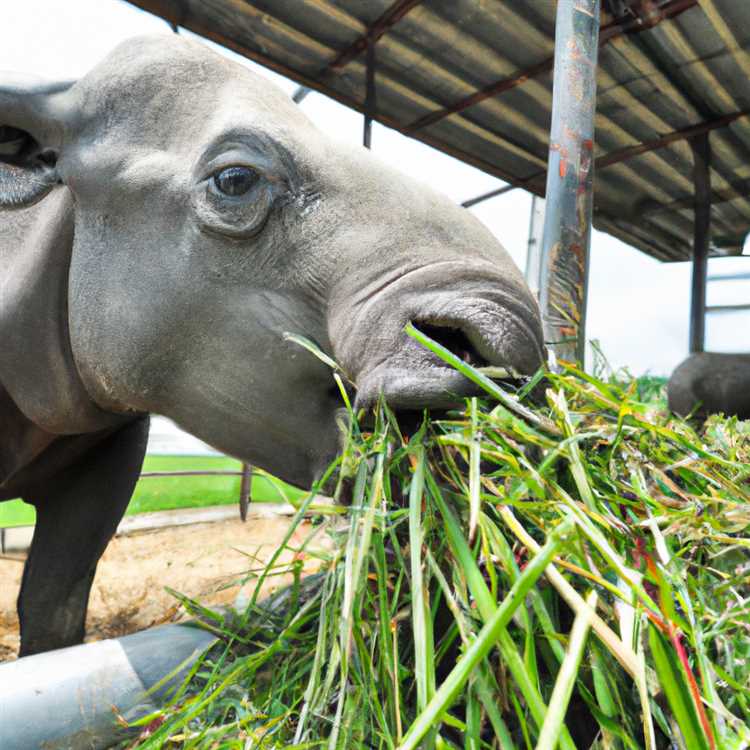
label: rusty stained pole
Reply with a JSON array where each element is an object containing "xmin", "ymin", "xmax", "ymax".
[
  {"xmin": 363, "ymin": 33, "xmax": 376, "ymax": 149},
  {"xmin": 539, "ymin": 0, "xmax": 601, "ymax": 367},
  {"xmin": 689, "ymin": 132, "xmax": 711, "ymax": 353}
]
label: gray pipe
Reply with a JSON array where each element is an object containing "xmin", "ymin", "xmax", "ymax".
[{"xmin": 0, "ymin": 623, "xmax": 217, "ymax": 750}]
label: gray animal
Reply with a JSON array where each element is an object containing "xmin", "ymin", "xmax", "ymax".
[
  {"xmin": 0, "ymin": 35, "xmax": 544, "ymax": 656},
  {"xmin": 668, "ymin": 352, "xmax": 750, "ymax": 421}
]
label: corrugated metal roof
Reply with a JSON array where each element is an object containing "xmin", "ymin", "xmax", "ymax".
[{"xmin": 127, "ymin": 0, "xmax": 750, "ymax": 262}]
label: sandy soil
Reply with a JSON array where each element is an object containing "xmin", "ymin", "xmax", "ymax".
[{"xmin": 0, "ymin": 516, "xmax": 329, "ymax": 661}]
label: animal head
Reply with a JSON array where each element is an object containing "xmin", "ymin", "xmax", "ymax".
[{"xmin": 0, "ymin": 35, "xmax": 544, "ymax": 487}]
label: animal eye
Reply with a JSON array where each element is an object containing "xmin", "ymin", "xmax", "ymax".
[{"xmin": 212, "ymin": 166, "xmax": 258, "ymax": 196}]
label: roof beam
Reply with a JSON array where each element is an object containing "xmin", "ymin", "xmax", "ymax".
[
  {"xmin": 325, "ymin": 0, "xmax": 425, "ymax": 71},
  {"xmin": 405, "ymin": 0, "xmax": 696, "ymax": 134},
  {"xmin": 595, "ymin": 108, "xmax": 750, "ymax": 168},
  {"xmin": 462, "ymin": 183, "xmax": 517, "ymax": 208},
  {"xmin": 708, "ymin": 271, "xmax": 750, "ymax": 282},
  {"xmin": 461, "ymin": 108, "xmax": 750, "ymax": 207},
  {"xmin": 643, "ymin": 175, "xmax": 750, "ymax": 215},
  {"xmin": 706, "ymin": 303, "xmax": 750, "ymax": 313}
]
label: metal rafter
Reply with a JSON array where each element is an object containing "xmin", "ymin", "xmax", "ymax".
[
  {"xmin": 643, "ymin": 175, "xmax": 750, "ymax": 216},
  {"xmin": 706, "ymin": 303, "xmax": 750, "ymax": 313},
  {"xmin": 404, "ymin": 0, "xmax": 697, "ymax": 134},
  {"xmin": 125, "ymin": 0, "xmax": 750, "ymax": 263},
  {"xmin": 325, "ymin": 0, "xmax": 425, "ymax": 72},
  {"xmin": 461, "ymin": 107, "xmax": 750, "ymax": 208},
  {"xmin": 596, "ymin": 108, "xmax": 750, "ymax": 168}
]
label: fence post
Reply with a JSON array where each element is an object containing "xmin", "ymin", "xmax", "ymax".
[{"xmin": 239, "ymin": 463, "xmax": 252, "ymax": 522}]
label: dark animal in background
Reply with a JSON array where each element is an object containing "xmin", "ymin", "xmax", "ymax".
[
  {"xmin": 668, "ymin": 352, "xmax": 750, "ymax": 421},
  {"xmin": 0, "ymin": 35, "xmax": 544, "ymax": 656}
]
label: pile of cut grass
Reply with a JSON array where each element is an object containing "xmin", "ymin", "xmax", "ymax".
[{"xmin": 123, "ymin": 329, "xmax": 750, "ymax": 750}]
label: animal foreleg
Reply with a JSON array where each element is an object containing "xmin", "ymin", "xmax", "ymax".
[{"xmin": 17, "ymin": 416, "xmax": 149, "ymax": 656}]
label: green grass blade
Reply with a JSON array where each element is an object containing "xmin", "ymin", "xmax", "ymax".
[
  {"xmin": 534, "ymin": 591, "xmax": 598, "ymax": 750},
  {"xmin": 405, "ymin": 322, "xmax": 560, "ymax": 436},
  {"xmin": 648, "ymin": 624, "xmax": 711, "ymax": 750},
  {"xmin": 398, "ymin": 515, "xmax": 575, "ymax": 750},
  {"xmin": 408, "ymin": 443, "xmax": 437, "ymax": 725}
]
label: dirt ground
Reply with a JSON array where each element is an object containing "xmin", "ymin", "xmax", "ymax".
[{"xmin": 0, "ymin": 516, "xmax": 328, "ymax": 661}]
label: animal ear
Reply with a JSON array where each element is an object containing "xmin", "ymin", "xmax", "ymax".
[{"xmin": 0, "ymin": 74, "xmax": 74, "ymax": 209}]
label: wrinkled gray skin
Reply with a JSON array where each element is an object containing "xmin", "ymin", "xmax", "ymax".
[
  {"xmin": 0, "ymin": 35, "xmax": 544, "ymax": 656},
  {"xmin": 668, "ymin": 352, "xmax": 750, "ymax": 420}
]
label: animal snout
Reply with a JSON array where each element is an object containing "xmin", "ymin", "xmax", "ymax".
[{"xmin": 406, "ymin": 290, "xmax": 546, "ymax": 377}]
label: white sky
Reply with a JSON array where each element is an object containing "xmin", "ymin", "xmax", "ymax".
[{"xmin": 3, "ymin": 0, "xmax": 749, "ymax": 377}]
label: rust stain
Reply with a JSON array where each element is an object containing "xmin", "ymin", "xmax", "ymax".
[
  {"xmin": 577, "ymin": 157, "xmax": 592, "ymax": 195},
  {"xmin": 570, "ymin": 242, "xmax": 586, "ymax": 265},
  {"xmin": 552, "ymin": 143, "xmax": 569, "ymax": 178}
]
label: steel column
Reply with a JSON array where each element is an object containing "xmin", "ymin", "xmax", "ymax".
[
  {"xmin": 292, "ymin": 85, "xmax": 311, "ymax": 104},
  {"xmin": 525, "ymin": 195, "xmax": 546, "ymax": 300},
  {"xmin": 539, "ymin": 0, "xmax": 600, "ymax": 366},
  {"xmin": 363, "ymin": 35, "xmax": 376, "ymax": 149},
  {"xmin": 689, "ymin": 132, "xmax": 711, "ymax": 353}
]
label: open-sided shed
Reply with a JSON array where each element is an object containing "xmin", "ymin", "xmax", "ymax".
[{"xmin": 126, "ymin": 0, "xmax": 750, "ymax": 360}]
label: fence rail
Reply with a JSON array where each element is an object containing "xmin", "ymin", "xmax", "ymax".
[
  {"xmin": 139, "ymin": 463, "xmax": 253, "ymax": 520},
  {"xmin": 1, "ymin": 463, "xmax": 255, "ymax": 552},
  {"xmin": 140, "ymin": 470, "xmax": 244, "ymax": 477}
]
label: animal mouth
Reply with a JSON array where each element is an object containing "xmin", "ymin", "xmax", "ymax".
[
  {"xmin": 334, "ymin": 262, "xmax": 546, "ymax": 412},
  {"xmin": 352, "ymin": 312, "xmax": 544, "ymax": 411},
  {"xmin": 412, "ymin": 321, "xmax": 490, "ymax": 368}
]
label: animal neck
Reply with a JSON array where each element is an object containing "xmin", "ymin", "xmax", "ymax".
[{"xmin": 0, "ymin": 187, "xmax": 125, "ymax": 435}]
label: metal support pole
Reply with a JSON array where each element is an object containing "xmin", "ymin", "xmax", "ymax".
[
  {"xmin": 525, "ymin": 195, "xmax": 545, "ymax": 300},
  {"xmin": 689, "ymin": 132, "xmax": 711, "ymax": 353},
  {"xmin": 363, "ymin": 34, "xmax": 376, "ymax": 149},
  {"xmin": 539, "ymin": 0, "xmax": 600, "ymax": 366},
  {"xmin": 292, "ymin": 86, "xmax": 311, "ymax": 104},
  {"xmin": 462, "ymin": 182, "xmax": 517, "ymax": 208},
  {"xmin": 239, "ymin": 463, "xmax": 252, "ymax": 522},
  {"xmin": 0, "ymin": 623, "xmax": 217, "ymax": 750}
]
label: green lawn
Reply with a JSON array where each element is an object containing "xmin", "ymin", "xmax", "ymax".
[{"xmin": 0, "ymin": 455, "xmax": 304, "ymax": 528}]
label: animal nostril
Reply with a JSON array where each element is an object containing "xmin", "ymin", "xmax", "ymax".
[
  {"xmin": 37, "ymin": 149, "xmax": 58, "ymax": 168},
  {"xmin": 413, "ymin": 321, "xmax": 488, "ymax": 367},
  {"xmin": 0, "ymin": 127, "xmax": 34, "ymax": 158}
]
